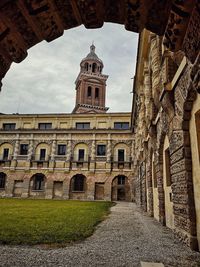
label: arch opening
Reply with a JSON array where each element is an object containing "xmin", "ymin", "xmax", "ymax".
[{"xmin": 111, "ymin": 175, "xmax": 131, "ymax": 201}]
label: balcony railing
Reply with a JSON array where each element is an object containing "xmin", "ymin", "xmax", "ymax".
[
  {"xmin": 0, "ymin": 154, "xmax": 13, "ymax": 161},
  {"xmin": 0, "ymin": 153, "xmax": 132, "ymax": 170},
  {"xmin": 31, "ymin": 154, "xmax": 50, "ymax": 162}
]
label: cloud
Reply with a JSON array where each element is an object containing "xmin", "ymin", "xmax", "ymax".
[{"xmin": 0, "ymin": 23, "xmax": 138, "ymax": 114}]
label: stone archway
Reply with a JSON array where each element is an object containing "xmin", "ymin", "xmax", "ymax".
[
  {"xmin": 29, "ymin": 173, "xmax": 46, "ymax": 198},
  {"xmin": 111, "ymin": 175, "xmax": 131, "ymax": 201},
  {"xmin": 69, "ymin": 174, "xmax": 87, "ymax": 200},
  {"xmin": 0, "ymin": 1, "xmax": 198, "ymax": 90}
]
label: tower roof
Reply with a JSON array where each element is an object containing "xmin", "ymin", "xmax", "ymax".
[{"xmin": 81, "ymin": 44, "xmax": 103, "ymax": 65}]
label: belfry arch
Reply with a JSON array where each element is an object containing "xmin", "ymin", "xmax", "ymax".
[{"xmin": 0, "ymin": 0, "xmax": 199, "ymax": 92}]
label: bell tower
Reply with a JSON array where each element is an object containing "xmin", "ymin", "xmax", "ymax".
[{"xmin": 72, "ymin": 44, "xmax": 109, "ymax": 113}]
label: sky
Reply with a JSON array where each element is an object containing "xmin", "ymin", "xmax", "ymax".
[{"xmin": 0, "ymin": 23, "xmax": 138, "ymax": 114}]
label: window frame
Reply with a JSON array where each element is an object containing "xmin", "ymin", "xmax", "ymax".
[
  {"xmin": 38, "ymin": 123, "xmax": 52, "ymax": 130},
  {"xmin": 97, "ymin": 144, "xmax": 106, "ymax": 156},
  {"xmin": 3, "ymin": 148, "xmax": 9, "ymax": 160},
  {"xmin": 57, "ymin": 144, "xmax": 66, "ymax": 155},
  {"xmin": 20, "ymin": 144, "xmax": 29, "ymax": 155},
  {"xmin": 3, "ymin": 123, "xmax": 16, "ymax": 130},
  {"xmin": 114, "ymin": 122, "xmax": 129, "ymax": 130},
  {"xmin": 76, "ymin": 122, "xmax": 90, "ymax": 129}
]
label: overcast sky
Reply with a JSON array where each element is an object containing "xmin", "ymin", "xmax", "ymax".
[{"xmin": 0, "ymin": 23, "xmax": 138, "ymax": 114}]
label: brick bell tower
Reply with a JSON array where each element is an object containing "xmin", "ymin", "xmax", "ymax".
[{"xmin": 72, "ymin": 44, "xmax": 109, "ymax": 113}]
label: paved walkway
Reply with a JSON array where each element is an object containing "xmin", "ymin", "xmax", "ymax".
[{"xmin": 0, "ymin": 202, "xmax": 200, "ymax": 267}]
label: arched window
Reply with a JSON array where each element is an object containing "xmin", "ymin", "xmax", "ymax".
[
  {"xmin": 73, "ymin": 174, "xmax": 85, "ymax": 191},
  {"xmin": 92, "ymin": 63, "xmax": 97, "ymax": 73},
  {"xmin": 87, "ymin": 86, "xmax": 92, "ymax": 97},
  {"xmin": 85, "ymin": 62, "xmax": 89, "ymax": 71},
  {"xmin": 95, "ymin": 88, "xmax": 99, "ymax": 98},
  {"xmin": 32, "ymin": 173, "xmax": 45, "ymax": 191},
  {"xmin": 0, "ymin": 172, "xmax": 6, "ymax": 189}
]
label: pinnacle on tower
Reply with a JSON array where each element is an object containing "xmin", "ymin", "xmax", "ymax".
[{"xmin": 72, "ymin": 45, "xmax": 109, "ymax": 114}]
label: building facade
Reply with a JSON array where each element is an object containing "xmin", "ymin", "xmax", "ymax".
[
  {"xmin": 0, "ymin": 0, "xmax": 200, "ymax": 249},
  {"xmin": 0, "ymin": 46, "xmax": 134, "ymax": 202},
  {"xmin": 132, "ymin": 29, "xmax": 200, "ymax": 250}
]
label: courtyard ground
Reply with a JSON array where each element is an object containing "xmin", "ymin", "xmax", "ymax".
[
  {"xmin": 0, "ymin": 199, "xmax": 112, "ymax": 245},
  {"xmin": 0, "ymin": 202, "xmax": 200, "ymax": 267}
]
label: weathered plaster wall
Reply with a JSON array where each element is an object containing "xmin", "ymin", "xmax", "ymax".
[
  {"xmin": 163, "ymin": 135, "xmax": 174, "ymax": 229},
  {"xmin": 189, "ymin": 94, "xmax": 200, "ymax": 248}
]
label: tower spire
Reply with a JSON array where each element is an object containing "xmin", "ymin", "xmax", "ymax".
[
  {"xmin": 90, "ymin": 42, "xmax": 95, "ymax": 53},
  {"xmin": 72, "ymin": 44, "xmax": 109, "ymax": 114}
]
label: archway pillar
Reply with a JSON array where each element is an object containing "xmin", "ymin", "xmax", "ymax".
[
  {"xmin": 146, "ymin": 151, "xmax": 154, "ymax": 216},
  {"xmin": 5, "ymin": 174, "xmax": 14, "ymax": 197},
  {"xmin": 62, "ymin": 178, "xmax": 70, "ymax": 200},
  {"xmin": 170, "ymin": 129, "xmax": 198, "ymax": 250},
  {"xmin": 45, "ymin": 178, "xmax": 53, "ymax": 199},
  {"xmin": 104, "ymin": 179, "xmax": 112, "ymax": 201},
  {"xmin": 21, "ymin": 175, "xmax": 30, "ymax": 198},
  {"xmin": 154, "ymin": 157, "xmax": 165, "ymax": 225},
  {"xmin": 86, "ymin": 176, "xmax": 95, "ymax": 201}
]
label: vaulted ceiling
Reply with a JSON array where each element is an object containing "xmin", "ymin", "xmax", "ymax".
[{"xmin": 0, "ymin": 0, "xmax": 198, "ymax": 90}]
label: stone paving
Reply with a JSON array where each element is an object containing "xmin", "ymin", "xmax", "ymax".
[{"xmin": 0, "ymin": 202, "xmax": 200, "ymax": 267}]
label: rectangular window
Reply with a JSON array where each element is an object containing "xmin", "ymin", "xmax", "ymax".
[
  {"xmin": 118, "ymin": 149, "xmax": 125, "ymax": 162},
  {"xmin": 3, "ymin": 123, "xmax": 16, "ymax": 130},
  {"xmin": 76, "ymin": 122, "xmax": 90, "ymax": 129},
  {"xmin": 20, "ymin": 144, "xmax": 28, "ymax": 155},
  {"xmin": 97, "ymin": 145, "xmax": 106, "ymax": 156},
  {"xmin": 114, "ymin": 122, "xmax": 129, "ymax": 129},
  {"xmin": 40, "ymin": 149, "xmax": 46, "ymax": 161},
  {"xmin": 87, "ymin": 86, "xmax": 92, "ymax": 97},
  {"xmin": 3, "ymin": 148, "xmax": 9, "ymax": 160},
  {"xmin": 38, "ymin": 123, "xmax": 52, "ymax": 129},
  {"xmin": 95, "ymin": 88, "xmax": 99, "ymax": 98},
  {"xmin": 78, "ymin": 149, "xmax": 85, "ymax": 161},
  {"xmin": 57, "ymin": 144, "xmax": 66, "ymax": 155}
]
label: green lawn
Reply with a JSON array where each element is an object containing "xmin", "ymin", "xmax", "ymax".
[{"xmin": 0, "ymin": 199, "xmax": 112, "ymax": 245}]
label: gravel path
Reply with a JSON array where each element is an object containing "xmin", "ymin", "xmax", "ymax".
[{"xmin": 0, "ymin": 202, "xmax": 200, "ymax": 267}]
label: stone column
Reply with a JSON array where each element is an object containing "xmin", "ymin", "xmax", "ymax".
[
  {"xmin": 27, "ymin": 139, "xmax": 33, "ymax": 160},
  {"xmin": 63, "ymin": 178, "xmax": 70, "ymax": 200},
  {"xmin": 11, "ymin": 136, "xmax": 19, "ymax": 169},
  {"xmin": 90, "ymin": 134, "xmax": 96, "ymax": 172},
  {"xmin": 49, "ymin": 137, "xmax": 56, "ymax": 169},
  {"xmin": 104, "ymin": 179, "xmax": 112, "ymax": 201},
  {"xmin": 45, "ymin": 179, "xmax": 53, "ymax": 199},
  {"xmin": 5, "ymin": 175, "xmax": 14, "ymax": 197},
  {"xmin": 86, "ymin": 176, "xmax": 95, "ymax": 201},
  {"xmin": 106, "ymin": 134, "xmax": 111, "ymax": 172},
  {"xmin": 65, "ymin": 135, "xmax": 72, "ymax": 170},
  {"xmin": 21, "ymin": 174, "xmax": 31, "ymax": 198},
  {"xmin": 26, "ymin": 137, "xmax": 33, "ymax": 169}
]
